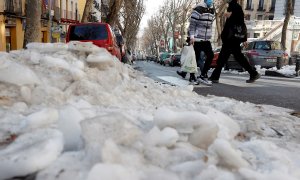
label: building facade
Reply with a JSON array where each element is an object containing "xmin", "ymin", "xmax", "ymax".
[
  {"xmin": 0, "ymin": 0, "xmax": 26, "ymax": 51},
  {"xmin": 0, "ymin": 0, "xmax": 81, "ymax": 52},
  {"xmin": 274, "ymin": 0, "xmax": 299, "ymax": 19},
  {"xmin": 243, "ymin": 0, "xmax": 276, "ymax": 20}
]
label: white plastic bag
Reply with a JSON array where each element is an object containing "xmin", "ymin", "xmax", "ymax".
[{"xmin": 180, "ymin": 45, "xmax": 198, "ymax": 73}]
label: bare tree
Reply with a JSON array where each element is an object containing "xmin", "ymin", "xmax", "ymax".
[
  {"xmin": 81, "ymin": 0, "xmax": 93, "ymax": 22},
  {"xmin": 165, "ymin": 0, "xmax": 184, "ymax": 53},
  {"xmin": 106, "ymin": 0, "xmax": 124, "ymax": 26},
  {"xmin": 281, "ymin": 0, "xmax": 293, "ymax": 50},
  {"xmin": 82, "ymin": 0, "xmax": 123, "ymax": 25},
  {"xmin": 23, "ymin": 0, "xmax": 42, "ymax": 48},
  {"xmin": 157, "ymin": 5, "xmax": 171, "ymax": 52},
  {"xmin": 117, "ymin": 0, "xmax": 145, "ymax": 49},
  {"xmin": 177, "ymin": 0, "xmax": 194, "ymax": 47},
  {"xmin": 146, "ymin": 17, "xmax": 162, "ymax": 56}
]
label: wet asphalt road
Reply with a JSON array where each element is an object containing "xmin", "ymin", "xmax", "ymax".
[{"xmin": 134, "ymin": 61, "xmax": 300, "ymax": 112}]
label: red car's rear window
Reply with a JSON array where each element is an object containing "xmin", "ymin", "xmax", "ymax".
[{"xmin": 69, "ymin": 24, "xmax": 108, "ymax": 41}]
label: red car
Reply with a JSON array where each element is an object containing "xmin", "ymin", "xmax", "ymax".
[
  {"xmin": 66, "ymin": 22, "xmax": 122, "ymax": 60},
  {"xmin": 211, "ymin": 47, "xmax": 221, "ymax": 68}
]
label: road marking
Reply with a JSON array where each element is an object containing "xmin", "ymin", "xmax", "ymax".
[
  {"xmin": 157, "ymin": 75, "xmax": 300, "ymax": 88},
  {"xmin": 157, "ymin": 76, "xmax": 212, "ymax": 88},
  {"xmin": 222, "ymin": 75, "xmax": 300, "ymax": 88},
  {"xmin": 157, "ymin": 76, "xmax": 190, "ymax": 87}
]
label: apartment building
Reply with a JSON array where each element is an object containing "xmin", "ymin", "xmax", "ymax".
[
  {"xmin": 243, "ymin": 0, "xmax": 276, "ymax": 20},
  {"xmin": 0, "ymin": 0, "xmax": 25, "ymax": 51},
  {"xmin": 274, "ymin": 0, "xmax": 299, "ymax": 19},
  {"xmin": 0, "ymin": 0, "xmax": 81, "ymax": 52}
]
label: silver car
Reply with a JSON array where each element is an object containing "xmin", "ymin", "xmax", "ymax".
[{"xmin": 225, "ymin": 40, "xmax": 289, "ymax": 70}]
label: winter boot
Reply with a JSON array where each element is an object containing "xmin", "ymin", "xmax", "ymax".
[
  {"xmin": 189, "ymin": 73, "xmax": 199, "ymax": 85},
  {"xmin": 246, "ymin": 72, "xmax": 261, "ymax": 83},
  {"xmin": 177, "ymin": 71, "xmax": 187, "ymax": 79}
]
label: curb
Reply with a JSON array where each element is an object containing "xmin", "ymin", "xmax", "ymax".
[{"xmin": 265, "ymin": 70, "xmax": 296, "ymax": 78}]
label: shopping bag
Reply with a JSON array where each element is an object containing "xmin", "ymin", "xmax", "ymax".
[{"xmin": 180, "ymin": 45, "xmax": 198, "ymax": 73}]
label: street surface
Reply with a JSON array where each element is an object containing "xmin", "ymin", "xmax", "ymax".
[{"xmin": 134, "ymin": 61, "xmax": 300, "ymax": 112}]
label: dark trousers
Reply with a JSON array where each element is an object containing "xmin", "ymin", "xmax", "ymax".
[
  {"xmin": 194, "ymin": 41, "xmax": 214, "ymax": 76},
  {"xmin": 210, "ymin": 42, "xmax": 256, "ymax": 80}
]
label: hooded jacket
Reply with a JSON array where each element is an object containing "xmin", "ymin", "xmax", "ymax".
[{"xmin": 188, "ymin": 2, "xmax": 215, "ymax": 41}]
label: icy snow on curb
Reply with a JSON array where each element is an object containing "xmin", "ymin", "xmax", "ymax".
[{"xmin": 0, "ymin": 42, "xmax": 300, "ymax": 180}]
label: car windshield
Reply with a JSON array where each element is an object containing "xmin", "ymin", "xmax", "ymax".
[
  {"xmin": 69, "ymin": 24, "xmax": 108, "ymax": 41},
  {"xmin": 254, "ymin": 41, "xmax": 282, "ymax": 50}
]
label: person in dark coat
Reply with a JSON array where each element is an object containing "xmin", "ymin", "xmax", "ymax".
[{"xmin": 209, "ymin": 0, "xmax": 260, "ymax": 83}]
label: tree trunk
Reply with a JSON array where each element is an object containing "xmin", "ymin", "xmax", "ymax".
[
  {"xmin": 23, "ymin": 0, "xmax": 41, "ymax": 48},
  {"xmin": 106, "ymin": 0, "xmax": 123, "ymax": 26},
  {"xmin": 81, "ymin": 0, "xmax": 93, "ymax": 22},
  {"xmin": 281, "ymin": 0, "xmax": 293, "ymax": 50}
]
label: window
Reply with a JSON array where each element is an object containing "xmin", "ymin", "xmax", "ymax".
[
  {"xmin": 269, "ymin": 15, "xmax": 274, "ymax": 20},
  {"xmin": 257, "ymin": 15, "xmax": 263, "ymax": 20},
  {"xmin": 245, "ymin": 14, "xmax": 251, "ymax": 20},
  {"xmin": 69, "ymin": 24, "xmax": 108, "ymax": 41},
  {"xmin": 246, "ymin": 0, "xmax": 252, "ymax": 10},
  {"xmin": 254, "ymin": 41, "xmax": 271, "ymax": 50},
  {"xmin": 254, "ymin": 33, "xmax": 260, "ymax": 38},
  {"xmin": 254, "ymin": 41, "xmax": 282, "ymax": 50},
  {"xmin": 258, "ymin": 0, "xmax": 264, "ymax": 11},
  {"xmin": 269, "ymin": 0, "xmax": 276, "ymax": 12}
]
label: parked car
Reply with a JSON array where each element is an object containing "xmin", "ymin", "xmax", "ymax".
[
  {"xmin": 170, "ymin": 53, "xmax": 181, "ymax": 66},
  {"xmin": 114, "ymin": 31, "xmax": 126, "ymax": 61},
  {"xmin": 66, "ymin": 22, "xmax": 122, "ymax": 60},
  {"xmin": 225, "ymin": 40, "xmax": 289, "ymax": 70},
  {"xmin": 161, "ymin": 53, "xmax": 173, "ymax": 66},
  {"xmin": 146, "ymin": 55, "xmax": 157, "ymax": 62},
  {"xmin": 159, "ymin": 52, "xmax": 171, "ymax": 64},
  {"xmin": 132, "ymin": 53, "xmax": 136, "ymax": 61},
  {"xmin": 290, "ymin": 51, "xmax": 299, "ymax": 65},
  {"xmin": 211, "ymin": 47, "xmax": 221, "ymax": 68}
]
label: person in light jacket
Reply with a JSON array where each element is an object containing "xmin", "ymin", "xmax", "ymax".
[{"xmin": 177, "ymin": 0, "xmax": 215, "ymax": 84}]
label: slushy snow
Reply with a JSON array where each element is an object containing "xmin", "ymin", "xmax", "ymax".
[{"xmin": 0, "ymin": 42, "xmax": 299, "ymax": 180}]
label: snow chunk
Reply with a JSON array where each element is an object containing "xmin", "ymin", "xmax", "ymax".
[
  {"xmin": 87, "ymin": 164, "xmax": 139, "ymax": 180},
  {"xmin": 208, "ymin": 139, "xmax": 249, "ymax": 169},
  {"xmin": 81, "ymin": 113, "xmax": 142, "ymax": 163},
  {"xmin": 0, "ymin": 129, "xmax": 63, "ymax": 179},
  {"xmin": 58, "ymin": 105, "xmax": 84, "ymax": 151},
  {"xmin": 18, "ymin": 108, "xmax": 59, "ymax": 133},
  {"xmin": 36, "ymin": 151, "xmax": 89, "ymax": 180},
  {"xmin": 0, "ymin": 58, "xmax": 40, "ymax": 86},
  {"xmin": 144, "ymin": 126, "xmax": 179, "ymax": 148}
]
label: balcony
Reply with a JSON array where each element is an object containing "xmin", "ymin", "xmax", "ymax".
[
  {"xmin": 4, "ymin": 0, "xmax": 22, "ymax": 16},
  {"xmin": 61, "ymin": 10, "xmax": 79, "ymax": 24}
]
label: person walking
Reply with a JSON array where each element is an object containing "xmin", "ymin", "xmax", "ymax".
[
  {"xmin": 209, "ymin": 0, "xmax": 260, "ymax": 83},
  {"xmin": 177, "ymin": 0, "xmax": 215, "ymax": 85}
]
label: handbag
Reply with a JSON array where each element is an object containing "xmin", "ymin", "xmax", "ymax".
[
  {"xmin": 227, "ymin": 23, "xmax": 247, "ymax": 42},
  {"xmin": 180, "ymin": 45, "xmax": 198, "ymax": 73}
]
